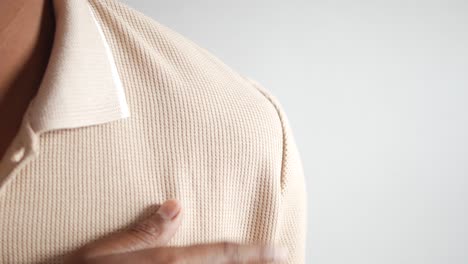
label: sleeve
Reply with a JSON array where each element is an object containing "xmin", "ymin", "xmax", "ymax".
[{"xmin": 246, "ymin": 77, "xmax": 308, "ymax": 264}]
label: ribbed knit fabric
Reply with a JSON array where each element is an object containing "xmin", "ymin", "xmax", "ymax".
[{"xmin": 0, "ymin": 0, "xmax": 307, "ymax": 263}]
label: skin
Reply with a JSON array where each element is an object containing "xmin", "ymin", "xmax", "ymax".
[
  {"xmin": 0, "ymin": 0, "xmax": 55, "ymax": 159},
  {"xmin": 65, "ymin": 199, "xmax": 289, "ymax": 263},
  {"xmin": 0, "ymin": 2, "xmax": 288, "ymax": 262}
]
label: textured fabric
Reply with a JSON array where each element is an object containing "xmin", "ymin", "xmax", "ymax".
[
  {"xmin": 0, "ymin": 0, "xmax": 307, "ymax": 263},
  {"xmin": 29, "ymin": 0, "xmax": 129, "ymax": 133}
]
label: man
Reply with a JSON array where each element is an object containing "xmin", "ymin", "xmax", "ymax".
[{"xmin": 0, "ymin": 0, "xmax": 307, "ymax": 263}]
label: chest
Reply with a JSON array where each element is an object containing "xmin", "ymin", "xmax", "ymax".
[{"xmin": 0, "ymin": 122, "xmax": 282, "ymax": 263}]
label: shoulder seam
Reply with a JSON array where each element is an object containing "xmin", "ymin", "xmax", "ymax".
[{"xmin": 242, "ymin": 76, "xmax": 287, "ymax": 196}]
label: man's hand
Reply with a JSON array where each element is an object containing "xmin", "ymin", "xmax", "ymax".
[{"xmin": 65, "ymin": 199, "xmax": 288, "ymax": 263}]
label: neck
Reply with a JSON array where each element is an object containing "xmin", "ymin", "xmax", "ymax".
[
  {"xmin": 0, "ymin": 0, "xmax": 55, "ymax": 102},
  {"xmin": 0, "ymin": 0, "xmax": 55, "ymax": 160}
]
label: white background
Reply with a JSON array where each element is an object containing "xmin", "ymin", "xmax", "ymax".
[{"xmin": 121, "ymin": 0, "xmax": 468, "ymax": 263}]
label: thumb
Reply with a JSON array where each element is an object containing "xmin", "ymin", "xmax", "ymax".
[{"xmin": 73, "ymin": 199, "xmax": 183, "ymax": 260}]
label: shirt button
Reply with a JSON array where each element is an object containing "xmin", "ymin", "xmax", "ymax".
[{"xmin": 10, "ymin": 147, "xmax": 26, "ymax": 163}]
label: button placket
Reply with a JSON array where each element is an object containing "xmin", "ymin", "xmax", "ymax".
[
  {"xmin": 10, "ymin": 145, "xmax": 26, "ymax": 163},
  {"xmin": 6, "ymin": 132, "xmax": 29, "ymax": 165},
  {"xmin": 0, "ymin": 118, "xmax": 39, "ymax": 194}
]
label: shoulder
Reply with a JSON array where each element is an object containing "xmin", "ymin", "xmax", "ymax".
[
  {"xmin": 87, "ymin": 0, "xmax": 241, "ymax": 82},
  {"xmin": 88, "ymin": 0, "xmax": 286, "ymax": 148}
]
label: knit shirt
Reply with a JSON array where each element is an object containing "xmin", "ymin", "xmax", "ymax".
[{"xmin": 0, "ymin": 0, "xmax": 307, "ymax": 263}]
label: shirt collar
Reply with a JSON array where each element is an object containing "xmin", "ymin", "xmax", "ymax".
[{"xmin": 26, "ymin": 0, "xmax": 129, "ymax": 134}]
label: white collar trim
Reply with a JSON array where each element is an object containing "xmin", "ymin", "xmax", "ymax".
[{"xmin": 26, "ymin": 0, "xmax": 130, "ymax": 133}]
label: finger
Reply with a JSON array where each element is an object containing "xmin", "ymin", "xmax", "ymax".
[
  {"xmin": 75, "ymin": 199, "xmax": 183, "ymax": 259},
  {"xmin": 175, "ymin": 242, "xmax": 289, "ymax": 263},
  {"xmin": 92, "ymin": 242, "xmax": 289, "ymax": 264}
]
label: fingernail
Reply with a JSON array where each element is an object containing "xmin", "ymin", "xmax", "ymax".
[{"xmin": 156, "ymin": 199, "xmax": 180, "ymax": 220}]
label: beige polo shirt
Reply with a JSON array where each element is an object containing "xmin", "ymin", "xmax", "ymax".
[{"xmin": 0, "ymin": 0, "xmax": 307, "ymax": 263}]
